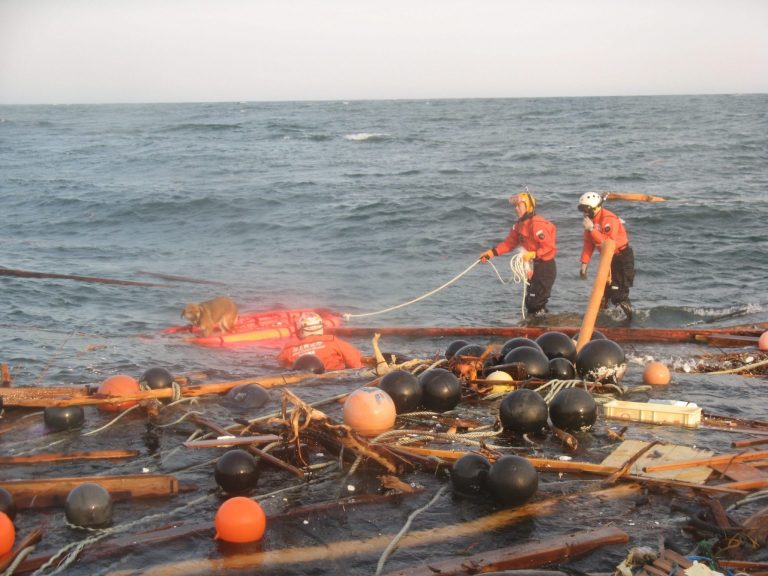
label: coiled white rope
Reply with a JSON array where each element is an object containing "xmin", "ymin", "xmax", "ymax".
[
  {"xmin": 486, "ymin": 250, "xmax": 530, "ymax": 319},
  {"xmin": 343, "ymin": 259, "xmax": 480, "ymax": 320}
]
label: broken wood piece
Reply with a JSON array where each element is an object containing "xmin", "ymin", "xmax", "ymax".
[
  {"xmin": 604, "ymin": 440, "xmax": 714, "ymax": 484},
  {"xmin": 0, "ymin": 449, "xmax": 139, "ymax": 465},
  {"xmin": 0, "ymin": 474, "xmax": 181, "ymax": 509},
  {"xmin": 189, "ymin": 414, "xmax": 304, "ymax": 477},
  {"xmin": 642, "ymin": 449, "xmax": 768, "ymax": 473},
  {"xmin": 380, "ymin": 525, "xmax": 629, "ymax": 576},
  {"xmin": 603, "ymin": 440, "xmax": 659, "ymax": 485},
  {"xmin": 104, "ymin": 484, "xmax": 642, "ymax": 576},
  {"xmin": 182, "ymin": 435, "xmax": 281, "ymax": 449}
]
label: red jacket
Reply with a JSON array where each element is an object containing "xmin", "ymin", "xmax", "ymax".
[
  {"xmin": 278, "ymin": 335, "xmax": 363, "ymax": 371},
  {"xmin": 494, "ymin": 214, "xmax": 557, "ymax": 260},
  {"xmin": 580, "ymin": 207, "xmax": 630, "ymax": 264}
]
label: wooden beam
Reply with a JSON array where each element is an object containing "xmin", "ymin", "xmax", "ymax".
[
  {"xmin": 0, "ymin": 474, "xmax": 181, "ymax": 509},
  {"xmin": 0, "ymin": 450, "xmax": 139, "ymax": 465}
]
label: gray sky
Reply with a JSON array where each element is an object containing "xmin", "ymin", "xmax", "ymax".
[{"xmin": 1, "ymin": 0, "xmax": 767, "ymax": 105}]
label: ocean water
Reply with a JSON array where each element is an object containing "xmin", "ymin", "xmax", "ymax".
[{"xmin": 1, "ymin": 95, "xmax": 767, "ymax": 574}]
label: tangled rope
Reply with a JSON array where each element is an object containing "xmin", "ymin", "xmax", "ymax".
[{"xmin": 343, "ymin": 259, "xmax": 480, "ymax": 320}]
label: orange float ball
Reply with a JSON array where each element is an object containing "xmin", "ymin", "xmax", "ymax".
[
  {"xmin": 0, "ymin": 511, "xmax": 14, "ymax": 556},
  {"xmin": 97, "ymin": 375, "xmax": 141, "ymax": 412},
  {"xmin": 343, "ymin": 387, "xmax": 396, "ymax": 437},
  {"xmin": 643, "ymin": 361, "xmax": 671, "ymax": 386},
  {"xmin": 759, "ymin": 331, "xmax": 768, "ymax": 351},
  {"xmin": 215, "ymin": 496, "xmax": 266, "ymax": 543}
]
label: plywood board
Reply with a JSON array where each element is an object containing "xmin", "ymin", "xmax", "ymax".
[{"xmin": 601, "ymin": 439, "xmax": 714, "ymax": 484}]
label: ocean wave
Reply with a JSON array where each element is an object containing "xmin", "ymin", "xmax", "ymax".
[
  {"xmin": 159, "ymin": 122, "xmax": 243, "ymax": 132},
  {"xmin": 343, "ymin": 132, "xmax": 390, "ymax": 142}
]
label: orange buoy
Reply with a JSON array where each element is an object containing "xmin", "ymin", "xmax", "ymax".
[
  {"xmin": 0, "ymin": 511, "xmax": 14, "ymax": 556},
  {"xmin": 214, "ymin": 496, "xmax": 266, "ymax": 543},
  {"xmin": 97, "ymin": 375, "xmax": 141, "ymax": 412},
  {"xmin": 759, "ymin": 331, "xmax": 768, "ymax": 351},
  {"xmin": 643, "ymin": 361, "xmax": 671, "ymax": 386},
  {"xmin": 342, "ymin": 387, "xmax": 396, "ymax": 437}
]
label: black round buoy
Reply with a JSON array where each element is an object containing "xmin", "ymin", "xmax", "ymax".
[
  {"xmin": 499, "ymin": 389, "xmax": 548, "ymax": 435},
  {"xmin": 140, "ymin": 367, "xmax": 175, "ymax": 390},
  {"xmin": 549, "ymin": 387, "xmax": 597, "ymax": 432},
  {"xmin": 214, "ymin": 449, "xmax": 260, "ymax": 494},
  {"xmin": 419, "ymin": 368, "xmax": 461, "ymax": 412},
  {"xmin": 65, "ymin": 483, "xmax": 113, "ymax": 528},
  {"xmin": 453, "ymin": 344, "xmax": 487, "ymax": 360},
  {"xmin": 576, "ymin": 339, "xmax": 627, "ymax": 384},
  {"xmin": 572, "ymin": 330, "xmax": 606, "ymax": 343},
  {"xmin": 485, "ymin": 455, "xmax": 538, "ymax": 507},
  {"xmin": 291, "ymin": 354, "xmax": 325, "ymax": 374},
  {"xmin": 444, "ymin": 340, "xmax": 470, "ymax": 360},
  {"xmin": 549, "ymin": 357, "xmax": 576, "ymax": 380},
  {"xmin": 502, "ymin": 346, "xmax": 550, "ymax": 379},
  {"xmin": 379, "ymin": 369, "xmax": 422, "ymax": 414},
  {"xmin": 535, "ymin": 331, "xmax": 577, "ymax": 362},
  {"xmin": 225, "ymin": 384, "xmax": 270, "ymax": 409},
  {"xmin": 0, "ymin": 488, "xmax": 16, "ymax": 521},
  {"xmin": 450, "ymin": 453, "xmax": 491, "ymax": 496},
  {"xmin": 500, "ymin": 337, "xmax": 542, "ymax": 358},
  {"xmin": 44, "ymin": 405, "xmax": 85, "ymax": 432}
]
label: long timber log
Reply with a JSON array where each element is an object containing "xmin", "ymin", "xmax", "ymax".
[
  {"xmin": 0, "ymin": 474, "xmax": 181, "ymax": 509},
  {"xmin": 332, "ymin": 325, "xmax": 764, "ymax": 343}
]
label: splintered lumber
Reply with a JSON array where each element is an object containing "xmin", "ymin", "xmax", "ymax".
[
  {"xmin": 0, "ymin": 449, "xmax": 139, "ymax": 465},
  {"xmin": 0, "ymin": 474, "xmax": 181, "ymax": 509},
  {"xmin": 105, "ymin": 484, "xmax": 641, "ymax": 576},
  {"xmin": 602, "ymin": 440, "xmax": 714, "ymax": 484},
  {"xmin": 332, "ymin": 325, "xmax": 764, "ymax": 343},
  {"xmin": 577, "ymin": 238, "xmax": 614, "ymax": 352},
  {"xmin": 642, "ymin": 449, "xmax": 768, "ymax": 473},
  {"xmin": 182, "ymin": 435, "xmax": 280, "ymax": 449},
  {"xmin": 381, "ymin": 525, "xmax": 629, "ymax": 576}
]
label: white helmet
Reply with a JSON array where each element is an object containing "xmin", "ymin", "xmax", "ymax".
[
  {"xmin": 298, "ymin": 312, "xmax": 324, "ymax": 337},
  {"xmin": 578, "ymin": 192, "xmax": 603, "ymax": 216}
]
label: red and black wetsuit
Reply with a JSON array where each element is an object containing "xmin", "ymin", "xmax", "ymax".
[
  {"xmin": 581, "ymin": 207, "xmax": 634, "ymax": 305},
  {"xmin": 492, "ymin": 213, "xmax": 557, "ymax": 314},
  {"xmin": 277, "ymin": 334, "xmax": 363, "ymax": 371}
]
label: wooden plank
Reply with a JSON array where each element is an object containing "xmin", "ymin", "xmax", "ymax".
[
  {"xmin": 694, "ymin": 334, "xmax": 760, "ymax": 347},
  {"xmin": 642, "ymin": 449, "xmax": 768, "ymax": 473},
  {"xmin": 601, "ymin": 440, "xmax": 714, "ymax": 484},
  {"xmin": 710, "ymin": 461, "xmax": 768, "ymax": 482},
  {"xmin": 182, "ymin": 435, "xmax": 280, "ymax": 449},
  {"xmin": 0, "ymin": 474, "xmax": 180, "ymax": 509},
  {"xmin": 0, "ymin": 450, "xmax": 139, "ymax": 465}
]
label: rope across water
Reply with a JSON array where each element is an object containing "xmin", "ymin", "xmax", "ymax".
[{"xmin": 342, "ymin": 253, "xmax": 529, "ymax": 321}]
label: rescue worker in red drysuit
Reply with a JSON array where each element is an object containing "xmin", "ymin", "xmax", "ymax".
[
  {"xmin": 277, "ymin": 312, "xmax": 363, "ymax": 371},
  {"xmin": 479, "ymin": 190, "xmax": 557, "ymax": 315},
  {"xmin": 578, "ymin": 191, "xmax": 634, "ymax": 320}
]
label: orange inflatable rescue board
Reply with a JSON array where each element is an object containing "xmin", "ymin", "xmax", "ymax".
[{"xmin": 163, "ymin": 307, "xmax": 343, "ymax": 348}]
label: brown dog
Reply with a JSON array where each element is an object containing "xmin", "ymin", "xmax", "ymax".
[{"xmin": 181, "ymin": 296, "xmax": 238, "ymax": 337}]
